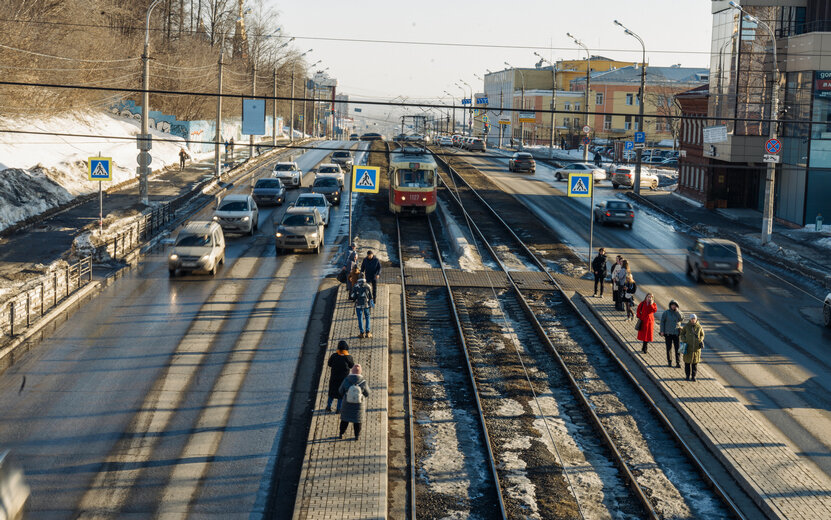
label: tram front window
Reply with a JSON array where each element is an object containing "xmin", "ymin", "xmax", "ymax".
[{"xmin": 397, "ymin": 169, "xmax": 434, "ymax": 188}]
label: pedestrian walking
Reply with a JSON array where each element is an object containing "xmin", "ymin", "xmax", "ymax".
[
  {"xmin": 326, "ymin": 340, "xmax": 355, "ymax": 412},
  {"xmin": 680, "ymin": 314, "xmax": 705, "ymax": 381},
  {"xmin": 636, "ymin": 292, "xmax": 657, "ymax": 354},
  {"xmin": 347, "ymin": 264, "xmax": 361, "ymax": 299},
  {"xmin": 179, "ymin": 148, "xmax": 188, "ymax": 171},
  {"xmin": 591, "ymin": 247, "xmax": 607, "ymax": 297},
  {"xmin": 593, "ymin": 150, "xmax": 602, "ymax": 167},
  {"xmin": 623, "ymin": 272, "xmax": 637, "ymax": 319},
  {"xmin": 610, "ymin": 255, "xmax": 624, "ymax": 309},
  {"xmin": 229, "ymin": 137, "xmax": 235, "ymax": 159},
  {"xmin": 659, "ymin": 300, "xmax": 684, "ymax": 368},
  {"xmin": 360, "ymin": 250, "xmax": 381, "ymax": 300},
  {"xmin": 351, "ymin": 275, "xmax": 374, "ymax": 338},
  {"xmin": 560, "ymin": 136, "xmax": 567, "ymax": 150},
  {"xmin": 338, "ymin": 364, "xmax": 370, "ymax": 440},
  {"xmin": 616, "ymin": 259, "xmax": 630, "ymax": 311}
]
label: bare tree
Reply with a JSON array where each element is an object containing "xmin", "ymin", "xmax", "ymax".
[{"xmin": 645, "ymin": 83, "xmax": 684, "ymax": 149}]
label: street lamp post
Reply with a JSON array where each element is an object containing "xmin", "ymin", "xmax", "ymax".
[
  {"xmin": 505, "ymin": 62, "xmax": 525, "ymax": 149},
  {"xmin": 461, "ymin": 79, "xmax": 473, "ymax": 137},
  {"xmin": 443, "ymin": 90, "xmax": 455, "ymax": 135},
  {"xmin": 729, "ymin": 2, "xmax": 779, "ymax": 244},
  {"xmin": 535, "ymin": 52, "xmax": 559, "ymax": 159},
  {"xmin": 566, "ymin": 33, "xmax": 591, "ymax": 164},
  {"xmin": 139, "ymin": 0, "xmax": 162, "ymax": 205},
  {"xmin": 613, "ymin": 20, "xmax": 646, "ymax": 195},
  {"xmin": 289, "ymin": 51, "xmax": 313, "ymax": 143}
]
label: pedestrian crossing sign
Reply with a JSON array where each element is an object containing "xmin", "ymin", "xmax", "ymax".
[
  {"xmin": 88, "ymin": 157, "xmax": 112, "ymax": 181},
  {"xmin": 352, "ymin": 165, "xmax": 380, "ymax": 194},
  {"xmin": 568, "ymin": 173, "xmax": 592, "ymax": 198}
]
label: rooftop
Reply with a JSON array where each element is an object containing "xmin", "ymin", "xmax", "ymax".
[{"xmin": 571, "ymin": 65, "xmax": 709, "ymax": 86}]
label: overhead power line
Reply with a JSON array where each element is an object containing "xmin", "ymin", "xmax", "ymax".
[{"xmin": 0, "ymin": 42, "xmax": 139, "ymax": 63}]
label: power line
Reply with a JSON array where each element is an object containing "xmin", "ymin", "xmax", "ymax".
[{"xmin": 0, "ymin": 42, "xmax": 139, "ymax": 63}]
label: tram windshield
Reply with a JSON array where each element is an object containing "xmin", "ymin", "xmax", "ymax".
[{"xmin": 396, "ymin": 168, "xmax": 434, "ymax": 188}]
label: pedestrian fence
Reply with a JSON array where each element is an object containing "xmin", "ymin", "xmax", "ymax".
[
  {"xmin": 0, "ymin": 256, "xmax": 93, "ymax": 339},
  {"xmin": 97, "ymin": 204, "xmax": 173, "ymax": 262}
]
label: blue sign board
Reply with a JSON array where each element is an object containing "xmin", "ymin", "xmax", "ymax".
[
  {"xmin": 634, "ymin": 131, "xmax": 645, "ymax": 143},
  {"xmin": 567, "ymin": 173, "xmax": 592, "ymax": 198},
  {"xmin": 475, "ymin": 97, "xmax": 489, "ymax": 105},
  {"xmin": 242, "ymin": 98, "xmax": 266, "ymax": 135},
  {"xmin": 461, "ymin": 98, "xmax": 472, "ymax": 105},
  {"xmin": 624, "ymin": 141, "xmax": 634, "ymax": 150},
  {"xmin": 88, "ymin": 157, "xmax": 112, "ymax": 181},
  {"xmin": 352, "ymin": 166, "xmax": 380, "ymax": 194}
]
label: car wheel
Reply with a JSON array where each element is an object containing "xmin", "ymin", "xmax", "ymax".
[
  {"xmin": 612, "ymin": 183, "xmax": 619, "ymax": 189},
  {"xmin": 169, "ymin": 269, "xmax": 176, "ymax": 277},
  {"xmin": 651, "ymin": 180, "xmax": 658, "ymax": 190},
  {"xmin": 316, "ymin": 242, "xmax": 322, "ymax": 254},
  {"xmin": 694, "ymin": 265, "xmax": 702, "ymax": 283},
  {"xmin": 824, "ymin": 304, "xmax": 831, "ymax": 328},
  {"xmin": 275, "ymin": 246, "xmax": 282, "ymax": 256},
  {"xmin": 732, "ymin": 275, "xmax": 742, "ymax": 287},
  {"xmin": 210, "ymin": 263, "xmax": 217, "ymax": 276},
  {"xmin": 627, "ymin": 222, "xmax": 634, "ymax": 229},
  {"xmin": 556, "ymin": 172, "xmax": 562, "ymax": 181},
  {"xmin": 685, "ymin": 260, "xmax": 692, "ymax": 277}
]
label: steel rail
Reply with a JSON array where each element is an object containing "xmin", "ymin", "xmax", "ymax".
[
  {"xmin": 433, "ymin": 151, "xmax": 748, "ymax": 520},
  {"xmin": 396, "ymin": 210, "xmax": 508, "ymax": 520}
]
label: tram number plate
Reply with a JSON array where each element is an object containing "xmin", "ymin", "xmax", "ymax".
[{"xmin": 408, "ymin": 193, "xmax": 421, "ymax": 201}]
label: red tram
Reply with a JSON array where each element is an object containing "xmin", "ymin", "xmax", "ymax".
[{"xmin": 388, "ymin": 147, "xmax": 438, "ymax": 215}]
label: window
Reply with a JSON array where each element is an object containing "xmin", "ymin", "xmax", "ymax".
[
  {"xmin": 574, "ymin": 103, "xmax": 581, "ymax": 111},
  {"xmin": 574, "ymin": 118, "xmax": 580, "ymax": 128},
  {"xmin": 564, "ymin": 117, "xmax": 571, "ymax": 127},
  {"xmin": 634, "ymin": 120, "xmax": 640, "ymax": 131},
  {"xmin": 624, "ymin": 115, "xmax": 632, "ymax": 130},
  {"xmin": 626, "ymin": 93, "xmax": 634, "ymax": 105},
  {"xmin": 604, "ymin": 115, "xmax": 612, "ymax": 130},
  {"xmin": 564, "ymin": 103, "xmax": 571, "ymax": 111},
  {"xmin": 596, "ymin": 93, "xmax": 604, "ymax": 105}
]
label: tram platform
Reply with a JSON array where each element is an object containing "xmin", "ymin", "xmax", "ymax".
[
  {"xmin": 553, "ymin": 273, "xmax": 831, "ymax": 520},
  {"xmin": 292, "ymin": 284, "xmax": 390, "ymax": 520}
]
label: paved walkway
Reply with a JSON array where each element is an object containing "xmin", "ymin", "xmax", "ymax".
[
  {"xmin": 553, "ymin": 272, "xmax": 831, "ymax": 520},
  {"xmin": 293, "ymin": 284, "xmax": 389, "ymax": 520}
]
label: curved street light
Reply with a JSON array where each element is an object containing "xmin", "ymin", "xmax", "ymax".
[
  {"xmin": 612, "ymin": 20, "xmax": 647, "ymax": 195},
  {"xmin": 534, "ymin": 51, "xmax": 559, "ymax": 159}
]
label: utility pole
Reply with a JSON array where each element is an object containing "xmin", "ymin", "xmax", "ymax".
[
  {"xmin": 250, "ymin": 62, "xmax": 257, "ymax": 157},
  {"xmin": 139, "ymin": 0, "xmax": 162, "ymax": 206},
  {"xmin": 214, "ymin": 45, "xmax": 224, "ymax": 178},
  {"xmin": 289, "ymin": 68, "xmax": 295, "ymax": 142},
  {"xmin": 303, "ymin": 80, "xmax": 308, "ymax": 138},
  {"xmin": 272, "ymin": 67, "xmax": 277, "ymax": 147},
  {"xmin": 535, "ymin": 52, "xmax": 558, "ymax": 159},
  {"xmin": 614, "ymin": 21, "xmax": 646, "ymax": 194}
]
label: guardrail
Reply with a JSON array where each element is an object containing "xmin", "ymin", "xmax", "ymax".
[{"xmin": 1, "ymin": 256, "xmax": 93, "ymax": 339}]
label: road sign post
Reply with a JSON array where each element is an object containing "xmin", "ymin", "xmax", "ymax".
[
  {"xmin": 568, "ymin": 172, "xmax": 594, "ymax": 268},
  {"xmin": 89, "ymin": 155, "xmax": 113, "ymax": 236},
  {"xmin": 351, "ymin": 164, "xmax": 381, "ymax": 245}
]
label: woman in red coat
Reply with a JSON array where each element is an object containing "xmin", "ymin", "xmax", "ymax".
[{"xmin": 636, "ymin": 293, "xmax": 657, "ymax": 354}]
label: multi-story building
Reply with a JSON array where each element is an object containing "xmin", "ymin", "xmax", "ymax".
[
  {"xmin": 706, "ymin": 0, "xmax": 831, "ymax": 225},
  {"xmin": 677, "ymin": 85, "xmax": 712, "ymax": 204}
]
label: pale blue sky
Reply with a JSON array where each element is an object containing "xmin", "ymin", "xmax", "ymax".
[{"xmin": 272, "ymin": 0, "xmax": 713, "ymax": 104}]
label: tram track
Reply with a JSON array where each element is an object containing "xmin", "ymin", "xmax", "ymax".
[{"xmin": 428, "ymin": 149, "xmax": 746, "ymax": 519}]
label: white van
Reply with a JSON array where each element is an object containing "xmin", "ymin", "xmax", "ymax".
[{"xmin": 168, "ymin": 221, "xmax": 226, "ymax": 276}]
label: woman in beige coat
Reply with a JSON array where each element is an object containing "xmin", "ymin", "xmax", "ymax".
[{"xmin": 679, "ymin": 314, "xmax": 705, "ymax": 381}]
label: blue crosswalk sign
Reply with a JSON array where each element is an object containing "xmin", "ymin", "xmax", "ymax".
[
  {"xmin": 624, "ymin": 141, "xmax": 634, "ymax": 151},
  {"xmin": 352, "ymin": 166, "xmax": 380, "ymax": 194},
  {"xmin": 88, "ymin": 157, "xmax": 112, "ymax": 181},
  {"xmin": 568, "ymin": 173, "xmax": 592, "ymax": 198}
]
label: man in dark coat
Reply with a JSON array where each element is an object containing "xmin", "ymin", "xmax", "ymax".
[
  {"xmin": 594, "ymin": 151, "xmax": 602, "ymax": 167},
  {"xmin": 326, "ymin": 340, "xmax": 355, "ymax": 412},
  {"xmin": 360, "ymin": 250, "xmax": 381, "ymax": 300},
  {"xmin": 591, "ymin": 247, "xmax": 607, "ymax": 297}
]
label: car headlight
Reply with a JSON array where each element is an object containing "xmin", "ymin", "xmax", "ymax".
[
  {"xmin": 275, "ymin": 232, "xmax": 283, "ymax": 238},
  {"xmin": 199, "ymin": 255, "xmax": 210, "ymax": 263},
  {"xmin": 212, "ymin": 216, "xmax": 219, "ymax": 221},
  {"xmin": 242, "ymin": 216, "xmax": 250, "ymax": 222},
  {"xmin": 169, "ymin": 254, "xmax": 179, "ymax": 261},
  {"xmin": 310, "ymin": 232, "xmax": 319, "ymax": 238}
]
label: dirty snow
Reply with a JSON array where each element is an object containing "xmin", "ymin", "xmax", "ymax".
[{"xmin": 436, "ymin": 199, "xmax": 486, "ymax": 271}]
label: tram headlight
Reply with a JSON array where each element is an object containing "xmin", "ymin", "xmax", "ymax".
[
  {"xmin": 422, "ymin": 197, "xmax": 427, "ymax": 202},
  {"xmin": 401, "ymin": 196, "xmax": 406, "ymax": 201}
]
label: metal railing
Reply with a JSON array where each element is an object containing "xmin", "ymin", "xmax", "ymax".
[
  {"xmin": 98, "ymin": 204, "xmax": 173, "ymax": 262},
  {"xmin": 1, "ymin": 256, "xmax": 93, "ymax": 339}
]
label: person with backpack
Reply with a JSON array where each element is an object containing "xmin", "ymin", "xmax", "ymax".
[
  {"xmin": 326, "ymin": 340, "xmax": 355, "ymax": 413},
  {"xmin": 623, "ymin": 272, "xmax": 637, "ymax": 320},
  {"xmin": 680, "ymin": 314, "xmax": 705, "ymax": 381},
  {"xmin": 340, "ymin": 243, "xmax": 358, "ymax": 294},
  {"xmin": 659, "ymin": 300, "xmax": 684, "ymax": 368},
  {"xmin": 610, "ymin": 255, "xmax": 624, "ymax": 309},
  {"xmin": 636, "ymin": 292, "xmax": 657, "ymax": 354},
  {"xmin": 360, "ymin": 250, "xmax": 381, "ymax": 300},
  {"xmin": 351, "ymin": 275, "xmax": 374, "ymax": 338},
  {"xmin": 591, "ymin": 247, "xmax": 607, "ymax": 298},
  {"xmin": 338, "ymin": 364, "xmax": 370, "ymax": 440}
]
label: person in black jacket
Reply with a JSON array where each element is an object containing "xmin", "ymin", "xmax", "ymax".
[
  {"xmin": 360, "ymin": 250, "xmax": 381, "ymax": 300},
  {"xmin": 592, "ymin": 247, "xmax": 607, "ymax": 297},
  {"xmin": 326, "ymin": 340, "xmax": 355, "ymax": 412}
]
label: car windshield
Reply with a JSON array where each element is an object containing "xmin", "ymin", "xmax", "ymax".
[
  {"xmin": 396, "ymin": 168, "xmax": 434, "ymax": 188},
  {"xmin": 333, "ymin": 152, "xmax": 350, "ymax": 158},
  {"xmin": 517, "ymin": 153, "xmax": 532, "ymax": 159},
  {"xmin": 255, "ymin": 179, "xmax": 282, "ymax": 189},
  {"xmin": 218, "ymin": 200, "xmax": 248, "ymax": 211},
  {"xmin": 568, "ymin": 164, "xmax": 585, "ymax": 170},
  {"xmin": 704, "ymin": 245, "xmax": 738, "ymax": 258},
  {"xmin": 273, "ymin": 164, "xmax": 295, "ymax": 171},
  {"xmin": 282, "ymin": 214, "xmax": 315, "ymax": 226},
  {"xmin": 319, "ymin": 167, "xmax": 339, "ymax": 173},
  {"xmin": 607, "ymin": 201, "xmax": 631, "ymax": 210},
  {"xmin": 296, "ymin": 196, "xmax": 325, "ymax": 207},
  {"xmin": 314, "ymin": 178, "xmax": 339, "ymax": 188},
  {"xmin": 176, "ymin": 233, "xmax": 211, "ymax": 247}
]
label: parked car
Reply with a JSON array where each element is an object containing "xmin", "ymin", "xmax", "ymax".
[
  {"xmin": 311, "ymin": 176, "xmax": 342, "ymax": 206},
  {"xmin": 0, "ymin": 451, "xmax": 29, "ymax": 520},
  {"xmin": 251, "ymin": 177, "xmax": 285, "ymax": 206},
  {"xmin": 360, "ymin": 132, "xmax": 385, "ymax": 141},
  {"xmin": 274, "ymin": 207, "xmax": 325, "ymax": 255},
  {"xmin": 349, "ymin": 133, "xmax": 359, "ymax": 140},
  {"xmin": 293, "ymin": 192, "xmax": 331, "ymax": 226},
  {"xmin": 686, "ymin": 238, "xmax": 743, "ymax": 285},
  {"xmin": 658, "ymin": 158, "xmax": 678, "ymax": 168},
  {"xmin": 316, "ymin": 163, "xmax": 345, "ymax": 188},
  {"xmin": 168, "ymin": 221, "xmax": 226, "ymax": 276},
  {"xmin": 272, "ymin": 161, "xmax": 303, "ymax": 188},
  {"xmin": 610, "ymin": 166, "xmax": 659, "ymax": 190},
  {"xmin": 593, "ymin": 200, "xmax": 635, "ymax": 228},
  {"xmin": 331, "ymin": 150, "xmax": 354, "ymax": 169},
  {"xmin": 213, "ymin": 193, "xmax": 259, "ymax": 236},
  {"xmin": 553, "ymin": 162, "xmax": 605, "ymax": 182},
  {"xmin": 824, "ymin": 293, "xmax": 831, "ymax": 327},
  {"xmin": 508, "ymin": 152, "xmax": 536, "ymax": 173},
  {"xmin": 438, "ymin": 136, "xmax": 453, "ymax": 146},
  {"xmin": 468, "ymin": 138, "xmax": 486, "ymax": 152}
]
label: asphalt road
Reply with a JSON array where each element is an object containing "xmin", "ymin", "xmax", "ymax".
[
  {"xmin": 456, "ymin": 148, "xmax": 831, "ymax": 485},
  {"xmin": 0, "ymin": 140, "xmax": 369, "ymax": 518}
]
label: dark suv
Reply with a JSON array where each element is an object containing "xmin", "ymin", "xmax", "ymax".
[
  {"xmin": 311, "ymin": 176, "xmax": 342, "ymax": 206},
  {"xmin": 508, "ymin": 152, "xmax": 536, "ymax": 173},
  {"xmin": 686, "ymin": 238, "xmax": 743, "ymax": 285}
]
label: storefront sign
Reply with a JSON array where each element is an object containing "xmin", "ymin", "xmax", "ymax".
[
  {"xmin": 703, "ymin": 125, "xmax": 728, "ymax": 144},
  {"xmin": 815, "ymin": 71, "xmax": 831, "ymax": 98}
]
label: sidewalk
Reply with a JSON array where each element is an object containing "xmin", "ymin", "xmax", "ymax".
[
  {"xmin": 293, "ymin": 284, "xmax": 389, "ymax": 520},
  {"xmin": 553, "ymin": 272, "xmax": 831, "ymax": 520},
  {"xmin": 0, "ymin": 139, "xmax": 286, "ymax": 281},
  {"xmin": 628, "ymin": 190, "xmax": 831, "ymax": 287}
]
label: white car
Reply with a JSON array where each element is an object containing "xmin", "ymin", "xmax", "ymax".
[
  {"xmin": 315, "ymin": 163, "xmax": 345, "ymax": 188},
  {"xmin": 293, "ymin": 193, "xmax": 331, "ymax": 226},
  {"xmin": 824, "ymin": 293, "xmax": 831, "ymax": 328},
  {"xmin": 553, "ymin": 162, "xmax": 606, "ymax": 183},
  {"xmin": 213, "ymin": 193, "xmax": 259, "ymax": 235},
  {"xmin": 438, "ymin": 136, "xmax": 453, "ymax": 146},
  {"xmin": 273, "ymin": 161, "xmax": 303, "ymax": 188},
  {"xmin": 609, "ymin": 166, "xmax": 660, "ymax": 190}
]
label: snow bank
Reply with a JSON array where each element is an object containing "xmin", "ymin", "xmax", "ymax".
[{"xmin": 0, "ymin": 110, "xmax": 190, "ymax": 232}]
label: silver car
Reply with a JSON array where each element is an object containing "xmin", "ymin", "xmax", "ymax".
[
  {"xmin": 331, "ymin": 150, "xmax": 353, "ymax": 169},
  {"xmin": 272, "ymin": 161, "xmax": 303, "ymax": 188},
  {"xmin": 275, "ymin": 207, "xmax": 325, "ymax": 255},
  {"xmin": 213, "ymin": 194, "xmax": 259, "ymax": 235},
  {"xmin": 168, "ymin": 221, "xmax": 226, "ymax": 276},
  {"xmin": 686, "ymin": 238, "xmax": 743, "ymax": 285},
  {"xmin": 0, "ymin": 451, "xmax": 29, "ymax": 520}
]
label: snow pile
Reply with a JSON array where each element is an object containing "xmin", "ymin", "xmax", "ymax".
[
  {"xmin": 436, "ymin": 199, "xmax": 486, "ymax": 271},
  {"xmin": 0, "ymin": 110, "xmax": 191, "ymax": 232}
]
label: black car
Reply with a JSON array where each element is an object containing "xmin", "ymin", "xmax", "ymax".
[
  {"xmin": 251, "ymin": 177, "xmax": 285, "ymax": 206},
  {"xmin": 311, "ymin": 176, "xmax": 342, "ymax": 205},
  {"xmin": 360, "ymin": 132, "xmax": 385, "ymax": 141},
  {"xmin": 508, "ymin": 152, "xmax": 536, "ymax": 173}
]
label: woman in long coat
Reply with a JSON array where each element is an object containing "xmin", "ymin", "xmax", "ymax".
[
  {"xmin": 636, "ymin": 292, "xmax": 658, "ymax": 354},
  {"xmin": 680, "ymin": 314, "xmax": 706, "ymax": 381},
  {"xmin": 339, "ymin": 364, "xmax": 370, "ymax": 440},
  {"xmin": 326, "ymin": 340, "xmax": 354, "ymax": 412}
]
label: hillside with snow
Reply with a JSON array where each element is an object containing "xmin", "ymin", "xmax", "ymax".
[{"xmin": 0, "ymin": 111, "xmax": 190, "ymax": 232}]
